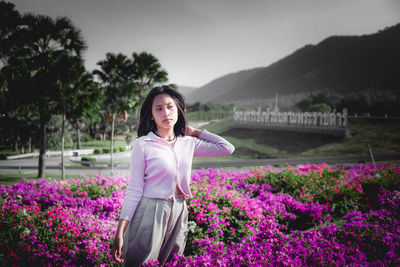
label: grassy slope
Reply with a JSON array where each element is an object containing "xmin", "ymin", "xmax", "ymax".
[
  {"xmin": 197, "ymin": 116, "xmax": 400, "ymax": 160},
  {"xmin": 298, "ymin": 118, "xmax": 400, "ymax": 157}
]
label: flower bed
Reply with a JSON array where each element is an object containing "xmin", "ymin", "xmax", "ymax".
[{"xmin": 1, "ymin": 163, "xmax": 399, "ymax": 266}]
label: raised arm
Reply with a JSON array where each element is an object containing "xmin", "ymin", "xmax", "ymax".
[{"xmin": 188, "ymin": 127, "xmax": 235, "ymax": 157}]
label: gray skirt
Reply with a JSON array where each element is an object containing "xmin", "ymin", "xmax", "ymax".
[{"xmin": 123, "ymin": 194, "xmax": 188, "ymax": 266}]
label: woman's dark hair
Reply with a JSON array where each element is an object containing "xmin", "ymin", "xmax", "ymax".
[{"xmin": 137, "ymin": 85, "xmax": 187, "ymax": 137}]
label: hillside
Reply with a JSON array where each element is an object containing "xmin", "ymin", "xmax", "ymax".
[
  {"xmin": 177, "ymin": 85, "xmax": 197, "ymax": 98},
  {"xmin": 185, "ymin": 68, "xmax": 263, "ymax": 103},
  {"xmin": 197, "ymin": 116, "xmax": 400, "ymax": 160},
  {"xmin": 187, "ymin": 23, "xmax": 400, "ymax": 103}
]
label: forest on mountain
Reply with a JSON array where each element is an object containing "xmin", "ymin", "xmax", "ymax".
[{"xmin": 187, "ymin": 24, "xmax": 400, "ymax": 116}]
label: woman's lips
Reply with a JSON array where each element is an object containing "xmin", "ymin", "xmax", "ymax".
[{"xmin": 163, "ymin": 118, "xmax": 172, "ymax": 123}]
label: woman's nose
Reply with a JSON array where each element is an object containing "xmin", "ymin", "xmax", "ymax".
[{"xmin": 163, "ymin": 107, "xmax": 170, "ymax": 116}]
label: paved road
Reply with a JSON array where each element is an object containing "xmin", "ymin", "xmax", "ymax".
[
  {"xmin": 1, "ymin": 153, "xmax": 399, "ymax": 177},
  {"xmin": 0, "ymin": 152, "xmax": 130, "ymax": 177}
]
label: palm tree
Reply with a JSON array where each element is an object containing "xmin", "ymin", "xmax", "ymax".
[
  {"xmin": 131, "ymin": 52, "xmax": 168, "ymax": 102},
  {"xmin": 94, "ymin": 53, "xmax": 139, "ymax": 169},
  {"xmin": 0, "ymin": 1, "xmax": 21, "ymax": 65},
  {"xmin": 55, "ymin": 55, "xmax": 102, "ymax": 180},
  {"xmin": 2, "ymin": 13, "xmax": 86, "ymax": 178},
  {"xmin": 68, "ymin": 71, "xmax": 101, "ymax": 150}
]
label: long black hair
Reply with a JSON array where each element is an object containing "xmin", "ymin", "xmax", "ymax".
[{"xmin": 137, "ymin": 85, "xmax": 187, "ymax": 137}]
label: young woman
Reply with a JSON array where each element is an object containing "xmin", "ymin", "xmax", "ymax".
[{"xmin": 111, "ymin": 85, "xmax": 234, "ymax": 266}]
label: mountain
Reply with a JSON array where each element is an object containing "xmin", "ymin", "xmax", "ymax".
[
  {"xmin": 177, "ymin": 85, "xmax": 197, "ymax": 98},
  {"xmin": 187, "ymin": 24, "xmax": 400, "ymax": 104},
  {"xmin": 185, "ymin": 68, "xmax": 262, "ymax": 103}
]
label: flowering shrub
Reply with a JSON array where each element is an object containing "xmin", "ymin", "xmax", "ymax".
[
  {"xmin": 0, "ymin": 174, "xmax": 125, "ymax": 265},
  {"xmin": 0, "ymin": 163, "xmax": 399, "ymax": 266}
]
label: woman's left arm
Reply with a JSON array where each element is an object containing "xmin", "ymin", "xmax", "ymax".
[{"xmin": 187, "ymin": 126, "xmax": 235, "ymax": 157}]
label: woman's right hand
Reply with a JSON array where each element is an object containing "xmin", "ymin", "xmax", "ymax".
[
  {"xmin": 186, "ymin": 125, "xmax": 201, "ymax": 138},
  {"xmin": 112, "ymin": 236, "xmax": 124, "ymax": 263},
  {"xmin": 112, "ymin": 219, "xmax": 129, "ymax": 263}
]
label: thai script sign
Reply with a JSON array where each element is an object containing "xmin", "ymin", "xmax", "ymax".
[{"xmin": 234, "ymin": 107, "xmax": 348, "ymax": 128}]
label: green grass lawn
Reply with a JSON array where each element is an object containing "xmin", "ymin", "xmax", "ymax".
[
  {"xmin": 200, "ymin": 116, "xmax": 400, "ymax": 159},
  {"xmin": 297, "ymin": 118, "xmax": 400, "ymax": 157},
  {"xmin": 198, "ymin": 116, "xmax": 235, "ymax": 134}
]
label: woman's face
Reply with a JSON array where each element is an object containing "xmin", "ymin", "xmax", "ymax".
[{"xmin": 151, "ymin": 93, "xmax": 178, "ymax": 132}]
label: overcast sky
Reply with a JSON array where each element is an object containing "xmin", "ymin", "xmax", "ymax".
[{"xmin": 9, "ymin": 0, "xmax": 400, "ymax": 87}]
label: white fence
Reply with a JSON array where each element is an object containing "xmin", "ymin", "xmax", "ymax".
[
  {"xmin": 234, "ymin": 107, "xmax": 348, "ymax": 128},
  {"xmin": 233, "ymin": 107, "xmax": 350, "ymax": 136}
]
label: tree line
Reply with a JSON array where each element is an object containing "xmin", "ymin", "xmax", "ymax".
[
  {"xmin": 296, "ymin": 90, "xmax": 400, "ymax": 116},
  {"xmin": 0, "ymin": 1, "xmax": 169, "ymax": 178}
]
